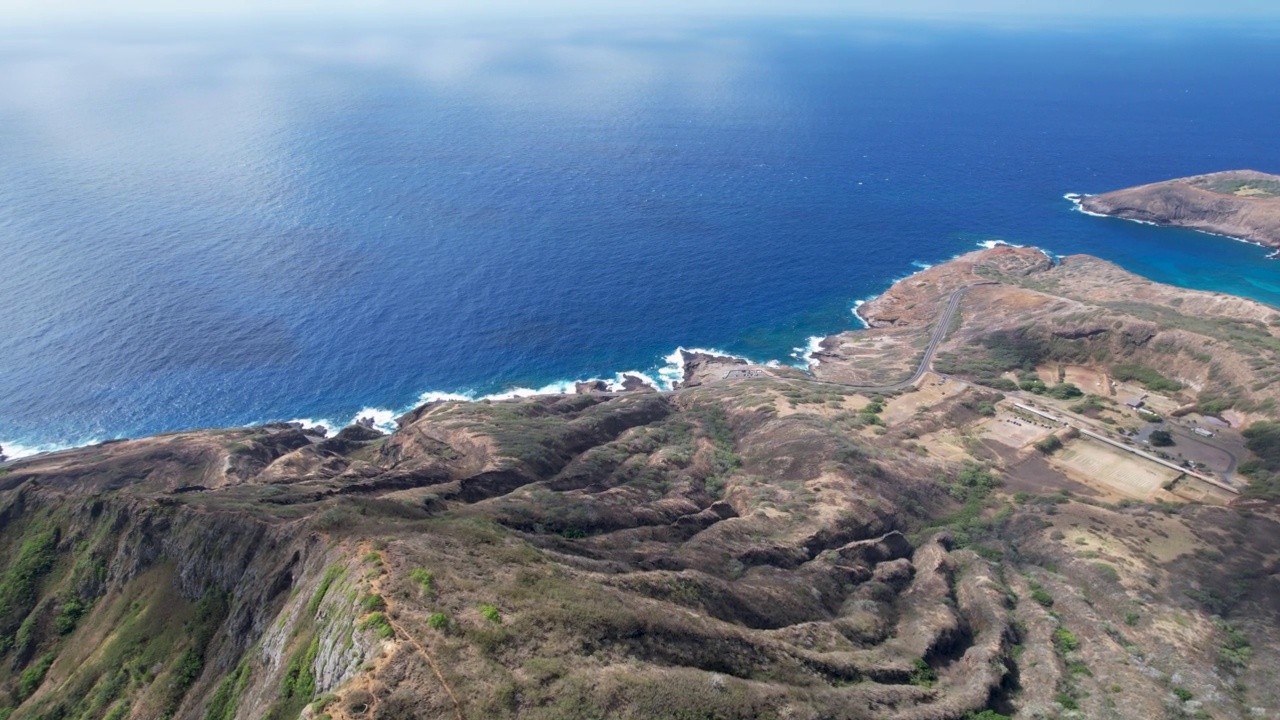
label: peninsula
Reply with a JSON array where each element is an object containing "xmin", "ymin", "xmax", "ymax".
[
  {"xmin": 1076, "ymin": 169, "xmax": 1280, "ymax": 253},
  {"xmin": 3, "ymin": 247, "xmax": 1280, "ymax": 720}
]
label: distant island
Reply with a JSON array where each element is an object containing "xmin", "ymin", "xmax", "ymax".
[{"xmin": 1072, "ymin": 169, "xmax": 1280, "ymax": 255}]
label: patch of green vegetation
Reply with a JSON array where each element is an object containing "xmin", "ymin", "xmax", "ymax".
[
  {"xmin": 204, "ymin": 660, "xmax": 252, "ymax": 720},
  {"xmin": 1092, "ymin": 563, "xmax": 1120, "ymax": 582},
  {"xmin": 1054, "ymin": 692, "xmax": 1079, "ymax": 710},
  {"xmin": 1149, "ymin": 429, "xmax": 1174, "ymax": 447},
  {"xmin": 939, "ymin": 463, "xmax": 1001, "ymax": 502},
  {"xmin": 1173, "ymin": 686, "xmax": 1194, "ymax": 702},
  {"xmin": 270, "ymin": 635, "xmax": 320, "ymax": 720},
  {"xmin": 1069, "ymin": 394, "xmax": 1110, "ymax": 416},
  {"xmin": 307, "ymin": 565, "xmax": 344, "ymax": 617},
  {"xmin": 53, "ymin": 594, "xmax": 88, "ymax": 635},
  {"xmin": 1111, "ymin": 364, "xmax": 1184, "ymax": 393},
  {"xmin": 311, "ymin": 693, "xmax": 338, "ymax": 714},
  {"xmin": 0, "ymin": 525, "xmax": 60, "ymax": 653},
  {"xmin": 1018, "ymin": 375, "xmax": 1047, "ymax": 393},
  {"xmin": 1242, "ymin": 421, "xmax": 1280, "ymax": 471},
  {"xmin": 479, "ymin": 604, "xmax": 503, "ymax": 624},
  {"xmin": 1217, "ymin": 621, "xmax": 1252, "ymax": 671},
  {"xmin": 359, "ymin": 593, "xmax": 386, "ymax": 612},
  {"xmin": 1053, "ymin": 627, "xmax": 1080, "ymax": 652},
  {"xmin": 359, "ymin": 611, "xmax": 394, "ymax": 639},
  {"xmin": 409, "ymin": 568, "xmax": 434, "ymax": 595},
  {"xmin": 162, "ymin": 590, "xmax": 229, "ymax": 718},
  {"xmin": 1035, "ymin": 435, "xmax": 1063, "ymax": 454},
  {"xmin": 1046, "ymin": 383, "xmax": 1083, "ymax": 400},
  {"xmin": 689, "ymin": 404, "xmax": 741, "ymax": 499},
  {"xmin": 1029, "ymin": 585, "xmax": 1054, "ymax": 608},
  {"xmin": 1124, "ymin": 610, "xmax": 1140, "ymax": 626},
  {"xmin": 17, "ymin": 652, "xmax": 55, "ymax": 700},
  {"xmin": 1191, "ymin": 175, "xmax": 1280, "ymax": 197},
  {"xmin": 908, "ymin": 658, "xmax": 937, "ymax": 688},
  {"xmin": 963, "ymin": 712, "xmax": 1011, "ymax": 720},
  {"xmin": 1241, "ymin": 422, "xmax": 1280, "ymax": 499},
  {"xmin": 428, "ymin": 612, "xmax": 451, "ymax": 630}
]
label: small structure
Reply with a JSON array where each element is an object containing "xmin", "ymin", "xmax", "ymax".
[
  {"xmin": 724, "ymin": 369, "xmax": 768, "ymax": 380},
  {"xmin": 1193, "ymin": 427, "xmax": 1214, "ymax": 438},
  {"xmin": 1125, "ymin": 398, "xmax": 1145, "ymax": 409}
]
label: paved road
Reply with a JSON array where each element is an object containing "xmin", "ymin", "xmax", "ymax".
[
  {"xmin": 1166, "ymin": 423, "xmax": 1242, "ymax": 479},
  {"xmin": 774, "ymin": 282, "xmax": 997, "ymax": 394}
]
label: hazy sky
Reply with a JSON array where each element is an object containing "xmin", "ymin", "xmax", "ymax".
[{"xmin": 4, "ymin": 0, "xmax": 1280, "ymax": 23}]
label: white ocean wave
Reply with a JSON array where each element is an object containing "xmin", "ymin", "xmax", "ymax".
[
  {"xmin": 1, "ymin": 438, "xmax": 102, "ymax": 460},
  {"xmin": 791, "ymin": 335, "xmax": 826, "ymax": 366},
  {"xmin": 852, "ymin": 299, "xmax": 871, "ymax": 328},
  {"xmin": 976, "ymin": 239, "xmax": 1025, "ymax": 249},
  {"xmin": 655, "ymin": 346, "xmax": 758, "ymax": 389},
  {"xmin": 1064, "ymin": 192, "xmax": 1113, "ymax": 219},
  {"xmin": 282, "ymin": 416, "xmax": 341, "ymax": 436}
]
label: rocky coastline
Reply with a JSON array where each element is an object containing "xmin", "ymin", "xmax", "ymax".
[{"xmin": 1076, "ymin": 169, "xmax": 1280, "ymax": 256}]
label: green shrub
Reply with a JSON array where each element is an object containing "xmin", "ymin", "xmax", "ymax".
[
  {"xmin": 1053, "ymin": 627, "xmax": 1080, "ymax": 652},
  {"xmin": 1244, "ymin": 421, "xmax": 1280, "ymax": 472},
  {"xmin": 1047, "ymin": 383, "xmax": 1083, "ymax": 400},
  {"xmin": 427, "ymin": 612, "xmax": 450, "ymax": 630},
  {"xmin": 1019, "ymin": 378, "xmax": 1048, "ymax": 394},
  {"xmin": 1149, "ymin": 430, "xmax": 1174, "ymax": 447},
  {"xmin": 409, "ymin": 568, "xmax": 434, "ymax": 595},
  {"xmin": 908, "ymin": 658, "xmax": 936, "ymax": 688},
  {"xmin": 940, "ymin": 463, "xmax": 1001, "ymax": 502},
  {"xmin": 1111, "ymin": 364, "xmax": 1183, "ymax": 392},
  {"xmin": 0, "ymin": 527, "xmax": 60, "ymax": 648},
  {"xmin": 307, "ymin": 566, "xmax": 343, "ymax": 616},
  {"xmin": 204, "ymin": 660, "xmax": 252, "ymax": 720},
  {"xmin": 1054, "ymin": 692, "xmax": 1079, "ymax": 710},
  {"xmin": 478, "ymin": 604, "xmax": 502, "ymax": 624},
  {"xmin": 1035, "ymin": 435, "xmax": 1063, "ymax": 454},
  {"xmin": 359, "ymin": 612, "xmax": 394, "ymax": 639},
  {"xmin": 359, "ymin": 593, "xmax": 386, "ymax": 612},
  {"xmin": 1218, "ymin": 622, "xmax": 1252, "ymax": 670},
  {"xmin": 17, "ymin": 652, "xmax": 55, "ymax": 700},
  {"xmin": 1092, "ymin": 563, "xmax": 1120, "ymax": 582},
  {"xmin": 1069, "ymin": 395, "xmax": 1109, "ymax": 416},
  {"xmin": 55, "ymin": 595, "xmax": 87, "ymax": 635},
  {"xmin": 1173, "ymin": 687, "xmax": 1193, "ymax": 702},
  {"xmin": 1030, "ymin": 587, "xmax": 1053, "ymax": 607}
]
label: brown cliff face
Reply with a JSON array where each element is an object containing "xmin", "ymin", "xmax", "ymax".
[{"xmin": 1078, "ymin": 170, "xmax": 1280, "ymax": 250}]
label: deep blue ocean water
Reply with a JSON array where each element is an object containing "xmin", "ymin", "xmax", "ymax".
[{"xmin": 4, "ymin": 17, "xmax": 1280, "ymax": 455}]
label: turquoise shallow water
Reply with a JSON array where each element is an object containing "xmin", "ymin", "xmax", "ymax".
[{"xmin": 2, "ymin": 17, "xmax": 1280, "ymax": 454}]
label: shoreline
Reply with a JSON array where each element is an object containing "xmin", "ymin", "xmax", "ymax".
[
  {"xmin": 0, "ymin": 240, "xmax": 1043, "ymax": 463},
  {"xmin": 0, "ymin": 243, "xmax": 1004, "ymax": 462},
  {"xmin": 1065, "ymin": 192, "xmax": 1280, "ymax": 259}
]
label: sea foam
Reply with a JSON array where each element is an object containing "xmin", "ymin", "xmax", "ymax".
[{"xmin": 792, "ymin": 335, "xmax": 827, "ymax": 366}]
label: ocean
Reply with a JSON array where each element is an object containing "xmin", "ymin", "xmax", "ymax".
[{"xmin": 3, "ymin": 16, "xmax": 1280, "ymax": 455}]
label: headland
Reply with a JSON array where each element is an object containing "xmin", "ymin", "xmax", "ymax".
[{"xmin": 1074, "ymin": 169, "xmax": 1280, "ymax": 255}]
